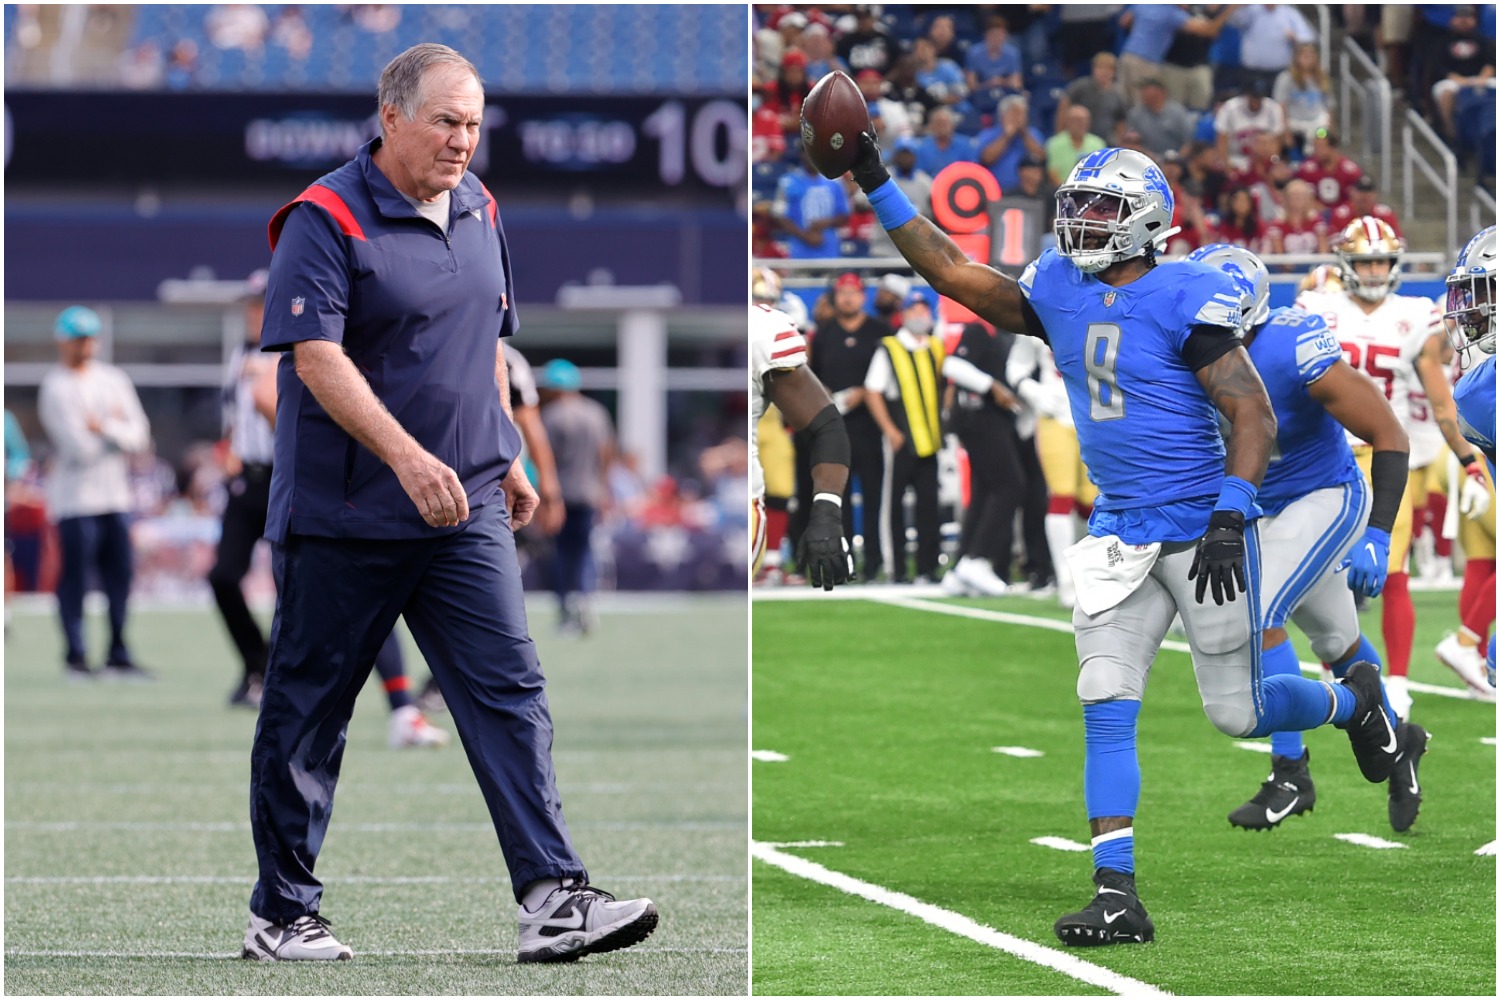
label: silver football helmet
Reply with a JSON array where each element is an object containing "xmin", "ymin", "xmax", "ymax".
[
  {"xmin": 1445, "ymin": 225, "xmax": 1496, "ymax": 357},
  {"xmin": 1054, "ymin": 148, "xmax": 1180, "ymax": 274},
  {"xmin": 1187, "ymin": 243, "xmax": 1271, "ymax": 334}
]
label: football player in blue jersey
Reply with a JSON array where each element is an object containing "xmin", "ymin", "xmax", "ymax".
[
  {"xmin": 1446, "ymin": 225, "xmax": 1497, "ymax": 688},
  {"xmin": 1190, "ymin": 245, "xmax": 1426, "ymax": 833},
  {"xmin": 847, "ymin": 138, "xmax": 1403, "ymax": 946}
]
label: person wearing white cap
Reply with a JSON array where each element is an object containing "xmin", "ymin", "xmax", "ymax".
[{"xmin": 37, "ymin": 305, "xmax": 152, "ymax": 680}]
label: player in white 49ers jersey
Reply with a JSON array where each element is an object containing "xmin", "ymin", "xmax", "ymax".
[
  {"xmin": 1296, "ymin": 216, "xmax": 1492, "ymax": 717},
  {"xmin": 751, "ymin": 303, "xmax": 852, "ymax": 590}
]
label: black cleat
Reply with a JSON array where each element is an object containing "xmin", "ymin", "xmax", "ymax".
[
  {"xmin": 1054, "ymin": 868, "xmax": 1155, "ymax": 947},
  {"xmin": 1228, "ymin": 749, "xmax": 1316, "ymax": 830},
  {"xmin": 101, "ymin": 660, "xmax": 156, "ymax": 683},
  {"xmin": 228, "ymin": 674, "xmax": 263, "ymax": 709},
  {"xmin": 1387, "ymin": 722, "xmax": 1429, "ymax": 833},
  {"xmin": 64, "ymin": 656, "xmax": 95, "ymax": 682},
  {"xmin": 1335, "ymin": 662, "xmax": 1399, "ymax": 782}
]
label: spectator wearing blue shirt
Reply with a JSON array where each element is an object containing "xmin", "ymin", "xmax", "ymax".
[
  {"xmin": 965, "ymin": 15, "xmax": 1024, "ymax": 110},
  {"xmin": 913, "ymin": 35, "xmax": 969, "ymax": 112},
  {"xmin": 243, "ymin": 44, "xmax": 657, "ymax": 964},
  {"xmin": 1119, "ymin": 4, "xmax": 1234, "ymax": 106},
  {"xmin": 914, "ymin": 106, "xmax": 980, "ymax": 178},
  {"xmin": 1232, "ymin": 4, "xmax": 1317, "ymax": 93},
  {"xmin": 772, "ymin": 149, "xmax": 851, "ymax": 258},
  {"xmin": 977, "ymin": 94, "xmax": 1047, "ymax": 192}
]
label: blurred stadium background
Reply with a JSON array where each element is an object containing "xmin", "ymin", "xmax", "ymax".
[
  {"xmin": 4, "ymin": 3, "xmax": 750, "ymax": 601},
  {"xmin": 751, "ymin": 2, "xmax": 1494, "ymax": 580}
]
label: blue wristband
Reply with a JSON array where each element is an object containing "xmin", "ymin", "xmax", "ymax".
[
  {"xmin": 868, "ymin": 179, "xmax": 919, "ymax": 231},
  {"xmin": 1214, "ymin": 475, "xmax": 1257, "ymax": 517}
]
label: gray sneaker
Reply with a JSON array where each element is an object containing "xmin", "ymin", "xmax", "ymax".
[
  {"xmin": 516, "ymin": 879, "xmax": 658, "ymax": 963},
  {"xmin": 242, "ymin": 912, "xmax": 353, "ymax": 961}
]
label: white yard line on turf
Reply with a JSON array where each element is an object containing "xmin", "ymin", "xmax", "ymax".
[
  {"xmin": 752, "ymin": 841, "xmax": 1171, "ymax": 997},
  {"xmin": 752, "ymin": 750, "xmax": 790, "ymax": 762},
  {"xmin": 1233, "ymin": 741, "xmax": 1275, "ymax": 754},
  {"xmin": 860, "ymin": 594, "xmax": 1477, "ymax": 702},
  {"xmin": 6, "ymin": 874, "xmax": 739, "ymax": 885},
  {"xmin": 2, "ymin": 947, "xmax": 745, "ymax": 959},
  {"xmin": 5, "ymin": 819, "xmax": 741, "ymax": 833},
  {"xmin": 1333, "ymin": 833, "xmax": 1407, "ymax": 850},
  {"xmin": 1030, "ymin": 837, "xmax": 1091, "ymax": 852},
  {"xmin": 993, "ymin": 746, "xmax": 1046, "ymax": 757},
  {"xmin": 1482, "ymin": 737, "xmax": 1498, "ymax": 746},
  {"xmin": 1475, "ymin": 841, "xmax": 1497, "ymax": 856}
]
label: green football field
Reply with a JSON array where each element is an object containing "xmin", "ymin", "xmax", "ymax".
[
  {"xmin": 753, "ymin": 587, "xmax": 1497, "ymax": 997},
  {"xmin": 4, "ymin": 594, "xmax": 747, "ymax": 996}
]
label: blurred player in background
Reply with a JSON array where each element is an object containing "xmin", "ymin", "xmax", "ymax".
[
  {"xmin": 537, "ymin": 359, "xmax": 614, "ymax": 636},
  {"xmin": 1444, "ymin": 225, "xmax": 1498, "ymax": 691},
  {"xmin": 38, "ymin": 306, "xmax": 153, "ymax": 681},
  {"xmin": 1297, "ymin": 217, "xmax": 1493, "ymax": 717},
  {"xmin": 1191, "ymin": 244, "xmax": 1424, "ymax": 833},
  {"xmin": 751, "ymin": 302, "xmax": 851, "ymax": 590},
  {"xmin": 751, "ymin": 268, "xmax": 802, "ymax": 584}
]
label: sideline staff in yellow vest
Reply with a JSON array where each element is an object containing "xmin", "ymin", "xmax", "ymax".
[{"xmin": 862, "ymin": 292, "xmax": 946, "ymax": 583}]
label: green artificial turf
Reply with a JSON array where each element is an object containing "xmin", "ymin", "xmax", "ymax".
[
  {"xmin": 752, "ymin": 588, "xmax": 1496, "ymax": 996},
  {"xmin": 5, "ymin": 596, "xmax": 748, "ymax": 996}
]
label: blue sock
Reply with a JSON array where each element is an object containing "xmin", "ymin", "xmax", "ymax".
[
  {"xmin": 1251, "ymin": 674, "xmax": 1353, "ymax": 736},
  {"xmin": 1327, "ymin": 634, "xmax": 1396, "ymax": 729},
  {"xmin": 1083, "ymin": 700, "xmax": 1140, "ymax": 875},
  {"xmin": 1261, "ymin": 640, "xmax": 1306, "ymax": 758},
  {"xmin": 1326, "ymin": 634, "xmax": 1382, "ymax": 678}
]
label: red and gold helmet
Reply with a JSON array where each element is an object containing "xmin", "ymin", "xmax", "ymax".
[{"xmin": 1334, "ymin": 216, "xmax": 1405, "ymax": 303}]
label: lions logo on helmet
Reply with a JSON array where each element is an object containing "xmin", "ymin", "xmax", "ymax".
[
  {"xmin": 1445, "ymin": 225, "xmax": 1496, "ymax": 358},
  {"xmin": 1054, "ymin": 148, "xmax": 1180, "ymax": 274},
  {"xmin": 1333, "ymin": 216, "xmax": 1404, "ymax": 303},
  {"xmin": 1188, "ymin": 244, "xmax": 1271, "ymax": 334}
]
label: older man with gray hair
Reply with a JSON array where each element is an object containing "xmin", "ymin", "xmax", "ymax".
[
  {"xmin": 242, "ymin": 43, "xmax": 657, "ymax": 964},
  {"xmin": 977, "ymin": 93, "xmax": 1046, "ymax": 191}
]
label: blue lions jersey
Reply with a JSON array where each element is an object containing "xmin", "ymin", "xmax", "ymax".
[
  {"xmin": 1019, "ymin": 250, "xmax": 1245, "ymax": 544},
  {"xmin": 1245, "ymin": 307, "xmax": 1362, "ymax": 515},
  {"xmin": 1454, "ymin": 355, "xmax": 1496, "ymax": 478}
]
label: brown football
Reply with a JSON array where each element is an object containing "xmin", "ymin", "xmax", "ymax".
[{"xmin": 799, "ymin": 70, "xmax": 871, "ymax": 178}]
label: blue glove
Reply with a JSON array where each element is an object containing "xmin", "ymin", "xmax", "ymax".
[{"xmin": 1339, "ymin": 527, "xmax": 1391, "ymax": 598}]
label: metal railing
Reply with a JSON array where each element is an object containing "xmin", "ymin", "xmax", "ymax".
[
  {"xmin": 1403, "ymin": 109, "xmax": 1460, "ymax": 256},
  {"xmin": 1472, "ymin": 183, "xmax": 1496, "ymax": 237},
  {"xmin": 1339, "ymin": 36, "xmax": 1393, "ymax": 195},
  {"xmin": 1310, "ymin": 4, "xmax": 1331, "ymax": 84}
]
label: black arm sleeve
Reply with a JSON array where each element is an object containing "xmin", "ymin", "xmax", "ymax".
[
  {"xmin": 804, "ymin": 403, "xmax": 851, "ymax": 468},
  {"xmin": 1181, "ymin": 324, "xmax": 1242, "ymax": 372},
  {"xmin": 1019, "ymin": 295, "xmax": 1050, "ymax": 344},
  {"xmin": 1367, "ymin": 449, "xmax": 1408, "ymax": 534}
]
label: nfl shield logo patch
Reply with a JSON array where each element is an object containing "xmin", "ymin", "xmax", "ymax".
[
  {"xmin": 291, "ymin": 296, "xmax": 305, "ymax": 317},
  {"xmin": 1103, "ymin": 291, "xmax": 1117, "ymax": 307}
]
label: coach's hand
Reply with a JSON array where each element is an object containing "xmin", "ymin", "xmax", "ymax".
[
  {"xmin": 850, "ymin": 132, "xmax": 891, "ymax": 194},
  {"xmin": 393, "ymin": 449, "xmax": 470, "ymax": 527},
  {"xmin": 797, "ymin": 499, "xmax": 852, "ymax": 591},
  {"xmin": 503, "ymin": 464, "xmax": 540, "ymax": 530},
  {"xmin": 1339, "ymin": 526, "xmax": 1391, "ymax": 598},
  {"xmin": 1189, "ymin": 510, "xmax": 1247, "ymax": 605}
]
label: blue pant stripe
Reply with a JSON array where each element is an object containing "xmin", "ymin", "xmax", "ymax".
[{"xmin": 1265, "ymin": 480, "xmax": 1367, "ymax": 628}]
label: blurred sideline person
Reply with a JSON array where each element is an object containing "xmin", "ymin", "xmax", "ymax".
[
  {"xmin": 1444, "ymin": 225, "xmax": 1499, "ymax": 692},
  {"xmin": 38, "ymin": 306, "xmax": 152, "ymax": 680},
  {"xmin": 243, "ymin": 44, "xmax": 655, "ymax": 962},
  {"xmin": 751, "ymin": 268, "xmax": 803, "ymax": 583},
  {"xmin": 250, "ymin": 336, "xmax": 449, "ymax": 748},
  {"xmin": 211, "ymin": 271, "xmax": 277, "ymax": 708},
  {"xmin": 1297, "ymin": 217, "xmax": 1491, "ymax": 717},
  {"xmin": 5, "ymin": 408, "xmax": 35, "ymax": 629},
  {"xmin": 1191, "ymin": 245, "xmax": 1425, "ymax": 833},
  {"xmin": 941, "ymin": 321, "xmax": 1022, "ymax": 596},
  {"xmin": 804, "ymin": 272, "xmax": 890, "ymax": 579},
  {"xmin": 847, "ymin": 137, "xmax": 1403, "ymax": 947},
  {"xmin": 751, "ymin": 303, "xmax": 852, "ymax": 590},
  {"xmin": 537, "ymin": 359, "xmax": 614, "ymax": 636},
  {"xmin": 862, "ymin": 292, "xmax": 945, "ymax": 583}
]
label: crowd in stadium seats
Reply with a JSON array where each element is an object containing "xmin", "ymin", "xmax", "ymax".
[
  {"xmin": 5, "ymin": 4, "xmax": 743, "ymax": 93},
  {"xmin": 752, "ymin": 4, "xmax": 1495, "ymax": 262}
]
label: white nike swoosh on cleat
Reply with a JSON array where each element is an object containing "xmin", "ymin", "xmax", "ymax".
[
  {"xmin": 1407, "ymin": 764, "xmax": 1419, "ymax": 795},
  {"xmin": 1103, "ymin": 910, "xmax": 1127, "ymax": 923},
  {"xmin": 1265, "ymin": 797, "xmax": 1300, "ymax": 823},
  {"xmin": 1096, "ymin": 887, "xmax": 1127, "ymax": 896},
  {"xmin": 1379, "ymin": 717, "xmax": 1397, "ymax": 754}
]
